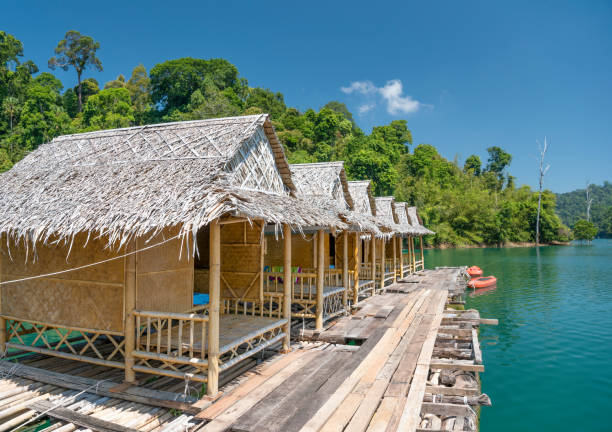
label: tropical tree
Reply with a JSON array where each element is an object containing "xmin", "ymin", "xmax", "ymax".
[
  {"xmin": 572, "ymin": 219, "xmax": 597, "ymax": 243},
  {"xmin": 464, "ymin": 154, "xmax": 481, "ymax": 176},
  {"xmin": 48, "ymin": 31, "xmax": 103, "ymax": 112}
]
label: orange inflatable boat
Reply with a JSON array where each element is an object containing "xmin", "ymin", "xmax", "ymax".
[
  {"xmin": 468, "ymin": 276, "xmax": 497, "ymax": 289},
  {"xmin": 467, "ymin": 266, "xmax": 483, "ymax": 278}
]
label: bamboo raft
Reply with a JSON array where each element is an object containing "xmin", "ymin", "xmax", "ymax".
[{"xmin": 0, "ymin": 268, "xmax": 495, "ymax": 431}]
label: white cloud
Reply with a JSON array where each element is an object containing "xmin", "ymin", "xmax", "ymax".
[
  {"xmin": 378, "ymin": 80, "xmax": 421, "ymax": 115},
  {"xmin": 340, "ymin": 79, "xmax": 426, "ymax": 115},
  {"xmin": 358, "ymin": 103, "xmax": 376, "ymax": 115},
  {"xmin": 340, "ymin": 80, "xmax": 377, "ymax": 95}
]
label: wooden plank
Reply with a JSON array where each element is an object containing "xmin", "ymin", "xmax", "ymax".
[
  {"xmin": 429, "ymin": 361, "xmax": 484, "ymax": 372},
  {"xmin": 472, "ymin": 329, "xmax": 482, "ymax": 365},
  {"xmin": 200, "ymin": 351, "xmax": 320, "ymax": 432},
  {"xmin": 196, "ymin": 349, "xmax": 307, "ymax": 420},
  {"xmin": 29, "ymin": 400, "xmax": 138, "ymax": 432},
  {"xmin": 425, "ymin": 386, "xmax": 480, "ymax": 397},
  {"xmin": 395, "ymin": 290, "xmax": 447, "ymax": 432},
  {"xmin": 374, "ymin": 306, "xmax": 394, "ymax": 319},
  {"xmin": 420, "ymin": 402, "xmax": 474, "ymax": 417}
]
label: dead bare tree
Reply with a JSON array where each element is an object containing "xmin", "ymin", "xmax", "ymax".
[
  {"xmin": 586, "ymin": 180, "xmax": 593, "ymax": 222},
  {"xmin": 535, "ymin": 137, "xmax": 550, "ymax": 245}
]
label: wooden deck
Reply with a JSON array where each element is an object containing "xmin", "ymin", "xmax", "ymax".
[{"xmin": 0, "ymin": 268, "xmax": 494, "ymax": 432}]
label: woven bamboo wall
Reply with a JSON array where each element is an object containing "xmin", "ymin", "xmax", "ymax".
[
  {"xmin": 0, "ymin": 233, "xmax": 124, "ymax": 332},
  {"xmin": 195, "ymin": 221, "xmax": 266, "ymax": 300},
  {"xmin": 135, "ymin": 227, "xmax": 193, "ymax": 313},
  {"xmin": 265, "ymin": 232, "xmax": 329, "ymax": 269}
]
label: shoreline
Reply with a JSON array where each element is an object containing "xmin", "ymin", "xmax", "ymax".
[{"xmin": 426, "ymin": 241, "xmax": 571, "ymax": 250}]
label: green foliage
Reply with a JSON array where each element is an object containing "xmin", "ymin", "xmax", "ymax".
[
  {"xmin": 556, "ymin": 182, "xmax": 612, "ymax": 237},
  {"xmin": 81, "ymin": 87, "xmax": 134, "ymax": 130},
  {"xmin": 464, "ymin": 154, "xmax": 481, "ymax": 176},
  {"xmin": 572, "ymin": 219, "xmax": 598, "ymax": 241},
  {"xmin": 0, "ymin": 31, "xmax": 576, "ymax": 247}
]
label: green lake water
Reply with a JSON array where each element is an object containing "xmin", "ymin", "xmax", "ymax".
[{"xmin": 423, "ymin": 239, "xmax": 612, "ymax": 431}]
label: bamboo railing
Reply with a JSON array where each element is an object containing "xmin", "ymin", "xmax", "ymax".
[{"xmin": 132, "ymin": 305, "xmax": 210, "ymax": 382}]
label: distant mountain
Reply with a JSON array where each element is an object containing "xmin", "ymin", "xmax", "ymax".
[{"xmin": 556, "ymin": 181, "xmax": 612, "ymax": 237}]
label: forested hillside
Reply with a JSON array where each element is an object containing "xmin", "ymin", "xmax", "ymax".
[
  {"xmin": 556, "ymin": 182, "xmax": 612, "ymax": 237},
  {"xmin": 0, "ymin": 30, "xmax": 571, "ymax": 246}
]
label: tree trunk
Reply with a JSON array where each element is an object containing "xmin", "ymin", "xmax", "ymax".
[{"xmin": 77, "ymin": 71, "xmax": 83, "ymax": 113}]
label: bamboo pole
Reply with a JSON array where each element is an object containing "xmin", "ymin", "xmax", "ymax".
[
  {"xmin": 420, "ymin": 236, "xmax": 425, "ymax": 269},
  {"xmin": 410, "ymin": 236, "xmax": 416, "ymax": 273},
  {"xmin": 370, "ymin": 236, "xmax": 376, "ymax": 294},
  {"xmin": 208, "ymin": 219, "xmax": 221, "ymax": 396},
  {"xmin": 353, "ymin": 232, "xmax": 359, "ymax": 305},
  {"xmin": 342, "ymin": 231, "xmax": 348, "ymax": 311},
  {"xmin": 0, "ymin": 252, "xmax": 5, "ymax": 355},
  {"xmin": 392, "ymin": 235, "xmax": 397, "ymax": 283},
  {"xmin": 282, "ymin": 224, "xmax": 292, "ymax": 352},
  {"xmin": 380, "ymin": 238, "xmax": 386, "ymax": 291},
  {"xmin": 123, "ymin": 238, "xmax": 137, "ymax": 383},
  {"xmin": 315, "ymin": 230, "xmax": 325, "ymax": 330},
  {"xmin": 398, "ymin": 237, "xmax": 404, "ymax": 279}
]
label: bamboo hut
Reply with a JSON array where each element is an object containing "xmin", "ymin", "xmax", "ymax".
[
  {"xmin": 346, "ymin": 180, "xmax": 383, "ymax": 300},
  {"xmin": 393, "ymin": 202, "xmax": 418, "ymax": 279},
  {"xmin": 264, "ymin": 162, "xmax": 379, "ymax": 330},
  {"xmin": 0, "ymin": 114, "xmax": 343, "ymax": 395},
  {"xmin": 373, "ymin": 197, "xmax": 405, "ymax": 290},
  {"xmin": 406, "ymin": 206, "xmax": 434, "ymax": 271}
]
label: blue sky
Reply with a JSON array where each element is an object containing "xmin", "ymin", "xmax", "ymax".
[{"xmin": 2, "ymin": 0, "xmax": 611, "ymax": 192}]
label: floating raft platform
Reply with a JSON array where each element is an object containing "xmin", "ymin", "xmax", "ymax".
[{"xmin": 0, "ymin": 268, "xmax": 495, "ymax": 431}]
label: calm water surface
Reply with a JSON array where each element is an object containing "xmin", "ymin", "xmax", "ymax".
[{"xmin": 424, "ymin": 239, "xmax": 612, "ymax": 431}]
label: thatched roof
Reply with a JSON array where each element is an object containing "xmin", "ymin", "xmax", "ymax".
[
  {"xmin": 393, "ymin": 202, "xmax": 418, "ymax": 236},
  {"xmin": 290, "ymin": 162, "xmax": 381, "ymax": 235},
  {"xmin": 347, "ymin": 181, "xmax": 376, "ymax": 216},
  {"xmin": 406, "ymin": 206, "xmax": 435, "ymax": 235},
  {"xmin": 0, "ymin": 114, "xmax": 346, "ymax": 250},
  {"xmin": 374, "ymin": 196, "xmax": 407, "ymax": 235}
]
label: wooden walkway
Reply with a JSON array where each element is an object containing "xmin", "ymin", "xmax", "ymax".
[{"xmin": 0, "ymin": 268, "xmax": 494, "ymax": 432}]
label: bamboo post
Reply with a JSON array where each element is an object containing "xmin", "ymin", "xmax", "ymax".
[
  {"xmin": 342, "ymin": 231, "xmax": 348, "ymax": 311},
  {"xmin": 124, "ymin": 239, "xmax": 137, "ymax": 383},
  {"xmin": 208, "ymin": 219, "xmax": 221, "ymax": 396},
  {"xmin": 315, "ymin": 230, "xmax": 325, "ymax": 330},
  {"xmin": 370, "ymin": 236, "xmax": 376, "ymax": 294},
  {"xmin": 420, "ymin": 236, "xmax": 425, "ymax": 269},
  {"xmin": 0, "ymin": 250, "xmax": 4, "ymax": 355},
  {"xmin": 410, "ymin": 236, "xmax": 416, "ymax": 273},
  {"xmin": 392, "ymin": 235, "xmax": 397, "ymax": 283},
  {"xmin": 380, "ymin": 238, "xmax": 386, "ymax": 291},
  {"xmin": 353, "ymin": 232, "xmax": 359, "ymax": 305},
  {"xmin": 398, "ymin": 237, "xmax": 404, "ymax": 280},
  {"xmin": 282, "ymin": 224, "xmax": 292, "ymax": 352}
]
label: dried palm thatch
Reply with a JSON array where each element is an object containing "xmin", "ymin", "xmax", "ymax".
[
  {"xmin": 0, "ymin": 114, "xmax": 346, "ymax": 253},
  {"xmin": 374, "ymin": 196, "xmax": 410, "ymax": 236},
  {"xmin": 393, "ymin": 202, "xmax": 419, "ymax": 236},
  {"xmin": 406, "ymin": 206, "xmax": 435, "ymax": 235},
  {"xmin": 290, "ymin": 162, "xmax": 382, "ymax": 235},
  {"xmin": 347, "ymin": 180, "xmax": 376, "ymax": 216}
]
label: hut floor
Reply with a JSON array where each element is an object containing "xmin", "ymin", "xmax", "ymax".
[
  {"xmin": 0, "ymin": 268, "xmax": 492, "ymax": 432},
  {"xmin": 146, "ymin": 315, "xmax": 286, "ymax": 354}
]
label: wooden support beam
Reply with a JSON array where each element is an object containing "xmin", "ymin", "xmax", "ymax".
[
  {"xmin": 398, "ymin": 237, "xmax": 404, "ymax": 280},
  {"xmin": 123, "ymin": 238, "xmax": 136, "ymax": 383},
  {"xmin": 425, "ymin": 385, "xmax": 480, "ymax": 397},
  {"xmin": 353, "ymin": 232, "xmax": 360, "ymax": 305},
  {"xmin": 392, "ymin": 235, "xmax": 397, "ymax": 283},
  {"xmin": 208, "ymin": 219, "xmax": 221, "ymax": 396},
  {"xmin": 342, "ymin": 231, "xmax": 349, "ymax": 311},
  {"xmin": 283, "ymin": 224, "xmax": 292, "ymax": 352},
  {"xmin": 370, "ymin": 236, "xmax": 376, "ymax": 293},
  {"xmin": 429, "ymin": 361, "xmax": 485, "ymax": 372},
  {"xmin": 316, "ymin": 229, "xmax": 325, "ymax": 330},
  {"xmin": 379, "ymin": 239, "xmax": 386, "ymax": 291},
  {"xmin": 420, "ymin": 236, "xmax": 425, "ymax": 268}
]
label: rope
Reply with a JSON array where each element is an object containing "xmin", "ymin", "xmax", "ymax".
[{"xmin": 0, "ymin": 234, "xmax": 182, "ymax": 286}]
